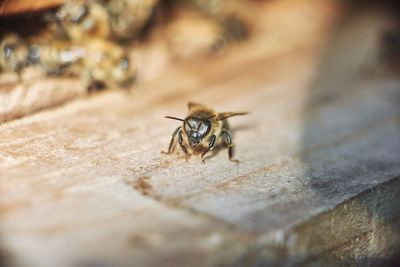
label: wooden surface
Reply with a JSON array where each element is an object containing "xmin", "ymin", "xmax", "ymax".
[
  {"xmin": 0, "ymin": 76, "xmax": 85, "ymax": 123},
  {"xmin": 1, "ymin": 1, "xmax": 400, "ymax": 267}
]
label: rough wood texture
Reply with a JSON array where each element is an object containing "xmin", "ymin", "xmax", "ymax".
[
  {"xmin": 1, "ymin": 1, "xmax": 400, "ymax": 267},
  {"xmin": 0, "ymin": 76, "xmax": 85, "ymax": 123}
]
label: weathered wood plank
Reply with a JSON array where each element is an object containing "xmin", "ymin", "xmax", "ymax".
[
  {"xmin": 0, "ymin": 77, "xmax": 85, "ymax": 123},
  {"xmin": 1, "ymin": 1, "xmax": 400, "ymax": 266}
]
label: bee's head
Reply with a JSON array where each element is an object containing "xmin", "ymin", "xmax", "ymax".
[{"xmin": 184, "ymin": 117, "xmax": 211, "ymax": 148}]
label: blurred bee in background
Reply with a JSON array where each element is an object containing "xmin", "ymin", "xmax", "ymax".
[
  {"xmin": 5, "ymin": 0, "xmax": 136, "ymax": 90},
  {"xmin": 164, "ymin": 6, "xmax": 226, "ymax": 58},
  {"xmin": 80, "ymin": 39, "xmax": 136, "ymax": 90},
  {"xmin": 45, "ymin": 0, "xmax": 159, "ymax": 43},
  {"xmin": 102, "ymin": 0, "xmax": 159, "ymax": 41},
  {"xmin": 187, "ymin": 0, "xmax": 249, "ymax": 42},
  {"xmin": 37, "ymin": 0, "xmax": 137, "ymax": 90},
  {"xmin": 0, "ymin": 33, "xmax": 29, "ymax": 76},
  {"xmin": 167, "ymin": 0, "xmax": 249, "ymax": 56},
  {"xmin": 27, "ymin": 41, "xmax": 85, "ymax": 76},
  {"xmin": 46, "ymin": 0, "xmax": 111, "ymax": 41},
  {"xmin": 27, "ymin": 38, "xmax": 135, "ymax": 90},
  {"xmin": 54, "ymin": 0, "xmax": 111, "ymax": 42},
  {"xmin": 206, "ymin": 15, "xmax": 248, "ymax": 54},
  {"xmin": 163, "ymin": 102, "xmax": 247, "ymax": 163},
  {"xmin": 1, "ymin": 0, "xmax": 249, "ymax": 91},
  {"xmin": 71, "ymin": 0, "xmax": 108, "ymax": 38}
]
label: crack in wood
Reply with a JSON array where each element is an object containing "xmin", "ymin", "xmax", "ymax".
[{"xmin": 123, "ymin": 173, "xmax": 252, "ymax": 235}]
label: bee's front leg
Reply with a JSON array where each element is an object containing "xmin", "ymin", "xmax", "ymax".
[
  {"xmin": 222, "ymin": 130, "xmax": 239, "ymax": 163},
  {"xmin": 162, "ymin": 127, "xmax": 180, "ymax": 154},
  {"xmin": 201, "ymin": 135, "xmax": 216, "ymax": 163},
  {"xmin": 178, "ymin": 129, "xmax": 190, "ymax": 161}
]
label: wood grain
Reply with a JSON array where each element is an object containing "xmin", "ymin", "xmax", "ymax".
[
  {"xmin": 0, "ymin": 76, "xmax": 85, "ymax": 123},
  {"xmin": 1, "ymin": 1, "xmax": 400, "ymax": 266}
]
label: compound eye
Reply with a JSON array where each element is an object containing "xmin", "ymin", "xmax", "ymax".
[
  {"xmin": 189, "ymin": 120, "xmax": 198, "ymax": 129},
  {"xmin": 198, "ymin": 122, "xmax": 208, "ymax": 136},
  {"xmin": 185, "ymin": 119, "xmax": 197, "ymax": 130}
]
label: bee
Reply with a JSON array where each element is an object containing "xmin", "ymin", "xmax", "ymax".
[
  {"xmin": 80, "ymin": 38, "xmax": 136, "ymax": 90},
  {"xmin": 26, "ymin": 38, "xmax": 135, "ymax": 90},
  {"xmin": 162, "ymin": 102, "xmax": 247, "ymax": 163},
  {"xmin": 26, "ymin": 41, "xmax": 86, "ymax": 76},
  {"xmin": 103, "ymin": 0, "xmax": 159, "ymax": 41},
  {"xmin": 0, "ymin": 33, "xmax": 29, "ymax": 76},
  {"xmin": 48, "ymin": 0, "xmax": 158, "ymax": 43},
  {"xmin": 47, "ymin": 0, "xmax": 111, "ymax": 41}
]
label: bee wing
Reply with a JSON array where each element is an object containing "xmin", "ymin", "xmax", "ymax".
[{"xmin": 217, "ymin": 112, "xmax": 248, "ymax": 120}]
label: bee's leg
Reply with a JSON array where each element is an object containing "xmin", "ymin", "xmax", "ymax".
[
  {"xmin": 162, "ymin": 127, "xmax": 180, "ymax": 154},
  {"xmin": 201, "ymin": 135, "xmax": 216, "ymax": 163},
  {"xmin": 178, "ymin": 129, "xmax": 190, "ymax": 161},
  {"xmin": 222, "ymin": 130, "xmax": 239, "ymax": 163}
]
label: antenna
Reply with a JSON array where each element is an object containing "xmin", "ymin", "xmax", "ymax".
[{"xmin": 165, "ymin": 116, "xmax": 185, "ymax": 122}]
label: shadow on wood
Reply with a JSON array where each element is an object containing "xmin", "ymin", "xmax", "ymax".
[{"xmin": 300, "ymin": 0, "xmax": 400, "ymax": 265}]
